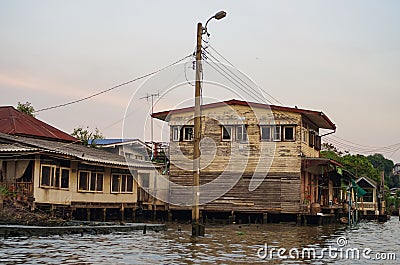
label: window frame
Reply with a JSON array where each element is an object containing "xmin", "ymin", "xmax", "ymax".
[
  {"xmin": 221, "ymin": 125, "xmax": 233, "ymax": 141},
  {"xmin": 236, "ymin": 125, "xmax": 248, "ymax": 143},
  {"xmin": 40, "ymin": 164, "xmax": 70, "ymax": 190},
  {"xmin": 59, "ymin": 167, "xmax": 70, "ymax": 189},
  {"xmin": 272, "ymin": 126, "xmax": 281, "ymax": 141},
  {"xmin": 309, "ymin": 131, "xmax": 316, "ymax": 147},
  {"xmin": 172, "ymin": 126, "xmax": 180, "ymax": 142},
  {"xmin": 182, "ymin": 126, "xmax": 194, "ymax": 141},
  {"xmin": 301, "ymin": 127, "xmax": 308, "ymax": 143},
  {"xmin": 111, "ymin": 174, "xmax": 134, "ymax": 194},
  {"xmin": 283, "ymin": 126, "xmax": 295, "ymax": 141},
  {"xmin": 78, "ymin": 170, "xmax": 103, "ymax": 192},
  {"xmin": 40, "ymin": 164, "xmax": 56, "ymax": 188},
  {"xmin": 260, "ymin": 125, "xmax": 272, "ymax": 141}
]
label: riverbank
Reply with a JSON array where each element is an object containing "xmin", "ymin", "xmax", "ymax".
[
  {"xmin": 0, "ymin": 223, "xmax": 166, "ymax": 238},
  {"xmin": 0, "ymin": 200, "xmax": 65, "ymax": 226}
]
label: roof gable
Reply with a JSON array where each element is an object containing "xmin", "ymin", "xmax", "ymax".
[{"xmin": 0, "ymin": 106, "xmax": 77, "ymax": 142}]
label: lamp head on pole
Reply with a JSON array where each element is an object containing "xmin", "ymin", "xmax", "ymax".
[
  {"xmin": 204, "ymin": 10, "xmax": 227, "ymax": 34},
  {"xmin": 214, "ymin": 11, "xmax": 227, "ymax": 20}
]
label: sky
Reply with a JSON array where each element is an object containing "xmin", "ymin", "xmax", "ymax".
[{"xmin": 1, "ymin": 1, "xmax": 399, "ymax": 162}]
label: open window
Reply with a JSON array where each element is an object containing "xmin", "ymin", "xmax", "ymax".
[
  {"xmin": 182, "ymin": 126, "xmax": 194, "ymax": 141},
  {"xmin": 222, "ymin": 125, "xmax": 233, "ymax": 141},
  {"xmin": 283, "ymin": 126, "xmax": 295, "ymax": 141}
]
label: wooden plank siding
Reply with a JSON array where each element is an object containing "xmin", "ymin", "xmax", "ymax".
[{"xmin": 167, "ymin": 103, "xmax": 322, "ymax": 214}]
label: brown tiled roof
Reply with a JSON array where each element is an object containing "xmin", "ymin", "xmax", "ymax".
[{"xmin": 0, "ymin": 106, "xmax": 77, "ymax": 142}]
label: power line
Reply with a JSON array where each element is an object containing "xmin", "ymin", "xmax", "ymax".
[
  {"xmin": 203, "ymin": 48, "xmax": 272, "ymax": 104},
  {"xmin": 207, "ymin": 44, "xmax": 284, "ymax": 106},
  {"xmin": 34, "ymin": 54, "xmax": 192, "ymax": 113}
]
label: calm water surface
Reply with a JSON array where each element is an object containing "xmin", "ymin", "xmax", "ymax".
[{"xmin": 0, "ymin": 219, "xmax": 399, "ymax": 264}]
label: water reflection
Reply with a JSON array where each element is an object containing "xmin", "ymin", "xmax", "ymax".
[{"xmin": 0, "ymin": 219, "xmax": 399, "ymax": 264}]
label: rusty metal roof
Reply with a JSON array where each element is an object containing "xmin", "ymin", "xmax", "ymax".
[
  {"xmin": 0, "ymin": 106, "xmax": 77, "ymax": 142},
  {"xmin": 0, "ymin": 132, "xmax": 157, "ymax": 169}
]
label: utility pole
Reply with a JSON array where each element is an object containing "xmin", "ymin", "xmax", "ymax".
[
  {"xmin": 140, "ymin": 92, "xmax": 159, "ymax": 221},
  {"xmin": 191, "ymin": 11, "xmax": 226, "ymax": 237},
  {"xmin": 192, "ymin": 22, "xmax": 203, "ymax": 237}
]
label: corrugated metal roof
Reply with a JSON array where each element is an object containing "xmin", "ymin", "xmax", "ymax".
[
  {"xmin": 0, "ymin": 143, "xmax": 38, "ymax": 152},
  {"xmin": 0, "ymin": 106, "xmax": 77, "ymax": 142},
  {"xmin": 0, "ymin": 133, "xmax": 157, "ymax": 169}
]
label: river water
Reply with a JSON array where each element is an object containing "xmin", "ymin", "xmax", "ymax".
[{"xmin": 0, "ymin": 218, "xmax": 399, "ymax": 264}]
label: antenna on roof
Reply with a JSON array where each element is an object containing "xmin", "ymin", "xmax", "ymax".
[{"xmin": 140, "ymin": 91, "xmax": 160, "ymax": 222}]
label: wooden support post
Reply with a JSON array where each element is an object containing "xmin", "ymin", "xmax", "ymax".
[
  {"xmin": 120, "ymin": 204, "xmax": 125, "ymax": 222},
  {"xmin": 167, "ymin": 210, "xmax": 172, "ymax": 222},
  {"xmin": 296, "ymin": 214, "xmax": 302, "ymax": 225},
  {"xmin": 103, "ymin": 208, "xmax": 107, "ymax": 222},
  {"xmin": 263, "ymin": 213, "xmax": 268, "ymax": 224},
  {"xmin": 132, "ymin": 208, "xmax": 136, "ymax": 222}
]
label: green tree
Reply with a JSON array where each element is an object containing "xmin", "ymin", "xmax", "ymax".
[
  {"xmin": 72, "ymin": 126, "xmax": 104, "ymax": 147},
  {"xmin": 17, "ymin": 101, "xmax": 35, "ymax": 116}
]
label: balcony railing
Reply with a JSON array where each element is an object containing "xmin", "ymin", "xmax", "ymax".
[
  {"xmin": 0, "ymin": 181, "xmax": 33, "ymax": 197},
  {"xmin": 358, "ymin": 201, "xmax": 377, "ymax": 211}
]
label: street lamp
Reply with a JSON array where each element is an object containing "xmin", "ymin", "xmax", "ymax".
[
  {"xmin": 192, "ymin": 11, "xmax": 227, "ymax": 237},
  {"xmin": 205, "ymin": 11, "xmax": 227, "ymax": 33}
]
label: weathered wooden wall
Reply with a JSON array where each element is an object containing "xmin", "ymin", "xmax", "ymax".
[{"xmin": 167, "ymin": 104, "xmax": 312, "ymax": 213}]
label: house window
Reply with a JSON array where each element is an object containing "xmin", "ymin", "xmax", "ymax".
[
  {"xmin": 40, "ymin": 165, "xmax": 69, "ymax": 189},
  {"xmin": 272, "ymin": 126, "xmax": 281, "ymax": 141},
  {"xmin": 260, "ymin": 126, "xmax": 272, "ymax": 141},
  {"xmin": 78, "ymin": 171, "xmax": 103, "ymax": 192},
  {"xmin": 41, "ymin": 165, "xmax": 56, "ymax": 187},
  {"xmin": 222, "ymin": 126, "xmax": 233, "ymax": 141},
  {"xmin": 236, "ymin": 125, "xmax": 248, "ymax": 142},
  {"xmin": 283, "ymin": 126, "xmax": 295, "ymax": 141},
  {"xmin": 182, "ymin": 126, "xmax": 193, "ymax": 141},
  {"xmin": 135, "ymin": 155, "xmax": 143, "ymax": 160},
  {"xmin": 172, "ymin": 126, "xmax": 180, "ymax": 142},
  {"xmin": 301, "ymin": 128, "xmax": 308, "ymax": 143},
  {"xmin": 309, "ymin": 131, "xmax": 316, "ymax": 147},
  {"xmin": 315, "ymin": 135, "xmax": 321, "ymax": 151},
  {"xmin": 59, "ymin": 168, "xmax": 70, "ymax": 189},
  {"xmin": 260, "ymin": 125, "xmax": 282, "ymax": 141},
  {"xmin": 111, "ymin": 174, "xmax": 134, "ymax": 193}
]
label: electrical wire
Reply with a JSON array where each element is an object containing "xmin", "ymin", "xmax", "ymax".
[
  {"xmin": 34, "ymin": 54, "xmax": 192, "ymax": 113},
  {"xmin": 203, "ymin": 48, "xmax": 272, "ymax": 104},
  {"xmin": 207, "ymin": 44, "xmax": 284, "ymax": 106}
]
